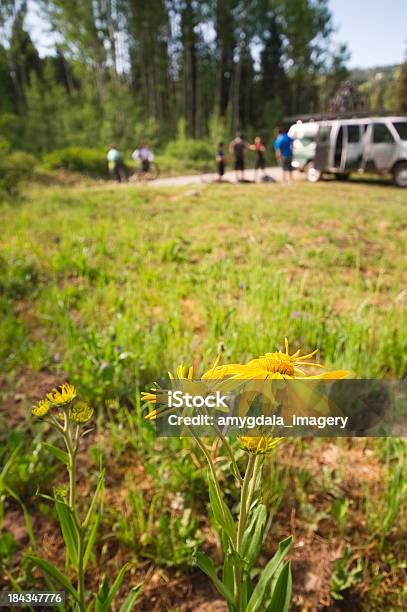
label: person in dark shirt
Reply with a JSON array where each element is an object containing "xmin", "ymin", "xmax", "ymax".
[
  {"xmin": 274, "ymin": 127, "xmax": 293, "ymax": 183},
  {"xmin": 229, "ymin": 132, "xmax": 247, "ymax": 182},
  {"xmin": 215, "ymin": 142, "xmax": 226, "ymax": 182},
  {"xmin": 250, "ymin": 136, "xmax": 267, "ymax": 182}
]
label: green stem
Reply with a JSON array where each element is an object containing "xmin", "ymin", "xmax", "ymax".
[
  {"xmin": 192, "ymin": 433, "xmax": 226, "ymax": 511},
  {"xmin": 63, "ymin": 430, "xmax": 77, "ymax": 511},
  {"xmin": 77, "ymin": 529, "xmax": 86, "ymax": 612},
  {"xmin": 237, "ymin": 455, "xmax": 256, "ymax": 551},
  {"xmin": 235, "ymin": 453, "xmax": 256, "ymax": 611},
  {"xmin": 213, "ymin": 425, "xmax": 243, "ymax": 484},
  {"xmin": 245, "ymin": 455, "xmax": 263, "ymax": 517},
  {"xmin": 62, "ymin": 425, "xmax": 85, "ymax": 611}
]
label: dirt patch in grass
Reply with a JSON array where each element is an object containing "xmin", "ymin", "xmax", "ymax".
[{"xmin": 0, "ymin": 368, "xmax": 62, "ymax": 427}]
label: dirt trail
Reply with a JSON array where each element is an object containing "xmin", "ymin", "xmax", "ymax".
[{"xmin": 151, "ymin": 166, "xmax": 298, "ymax": 187}]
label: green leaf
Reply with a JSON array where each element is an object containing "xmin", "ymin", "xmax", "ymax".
[
  {"xmin": 83, "ymin": 515, "xmax": 100, "ymax": 570},
  {"xmin": 83, "ymin": 469, "xmax": 105, "ymax": 530},
  {"xmin": 119, "ymin": 584, "xmax": 143, "ymax": 612},
  {"xmin": 247, "ymin": 536, "xmax": 292, "ymax": 612},
  {"xmin": 241, "ymin": 503, "xmax": 267, "ymax": 568},
  {"xmin": 96, "ymin": 563, "xmax": 130, "ymax": 612},
  {"xmin": 25, "ymin": 554, "xmax": 79, "ymax": 603},
  {"xmin": 95, "ymin": 576, "xmax": 110, "ymax": 611},
  {"xmin": 223, "ymin": 555, "xmax": 235, "ymax": 612},
  {"xmin": 55, "ymin": 499, "xmax": 79, "ymax": 570},
  {"xmin": 208, "ymin": 473, "xmax": 236, "ymax": 544},
  {"xmin": 195, "ymin": 551, "xmax": 235, "ymax": 606},
  {"xmin": 267, "ymin": 561, "xmax": 292, "ymax": 612},
  {"xmin": 223, "ymin": 551, "xmax": 234, "ymax": 598},
  {"xmin": 43, "ymin": 443, "xmax": 69, "ymax": 466},
  {"xmin": 3, "ymin": 483, "xmax": 36, "ymax": 548}
]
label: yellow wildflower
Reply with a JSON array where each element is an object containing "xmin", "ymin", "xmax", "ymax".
[
  {"xmin": 70, "ymin": 401, "xmax": 93, "ymax": 424},
  {"xmin": 203, "ymin": 339, "xmax": 349, "ymax": 381},
  {"xmin": 32, "ymin": 399, "xmax": 51, "ymax": 417},
  {"xmin": 142, "ymin": 364, "xmax": 195, "ymax": 421},
  {"xmin": 47, "ymin": 383, "xmax": 77, "ymax": 406},
  {"xmin": 239, "ymin": 435, "xmax": 283, "ymax": 455},
  {"xmin": 54, "ymin": 485, "xmax": 68, "ymax": 499},
  {"xmin": 106, "ymin": 399, "xmax": 120, "ymax": 411}
]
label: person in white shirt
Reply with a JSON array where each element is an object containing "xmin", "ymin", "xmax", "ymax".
[{"xmin": 132, "ymin": 142, "xmax": 154, "ymax": 181}]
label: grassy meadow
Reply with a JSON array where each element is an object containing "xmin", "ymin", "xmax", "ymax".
[{"xmin": 1, "ymin": 177, "xmax": 406, "ymax": 610}]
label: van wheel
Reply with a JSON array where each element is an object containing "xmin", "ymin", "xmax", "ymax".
[
  {"xmin": 306, "ymin": 162, "xmax": 322, "ymax": 183},
  {"xmin": 335, "ymin": 173, "xmax": 350, "ymax": 181},
  {"xmin": 392, "ymin": 162, "xmax": 407, "ymax": 187}
]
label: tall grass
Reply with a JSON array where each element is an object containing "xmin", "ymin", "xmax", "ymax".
[{"xmin": 1, "ymin": 181, "xmax": 405, "ymax": 403}]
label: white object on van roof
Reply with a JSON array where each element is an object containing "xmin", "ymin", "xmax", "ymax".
[{"xmin": 288, "ymin": 120, "xmax": 320, "ymax": 140}]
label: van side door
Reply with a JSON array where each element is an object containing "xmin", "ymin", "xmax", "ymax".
[
  {"xmin": 314, "ymin": 125, "xmax": 332, "ymax": 171},
  {"xmin": 344, "ymin": 124, "xmax": 364, "ymax": 171},
  {"xmin": 363, "ymin": 122, "xmax": 396, "ymax": 172}
]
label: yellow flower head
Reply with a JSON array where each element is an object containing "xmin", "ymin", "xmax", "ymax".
[
  {"xmin": 239, "ymin": 435, "xmax": 283, "ymax": 455},
  {"xmin": 246, "ymin": 338, "xmax": 320, "ymax": 376},
  {"xmin": 69, "ymin": 401, "xmax": 93, "ymax": 424},
  {"xmin": 47, "ymin": 383, "xmax": 77, "ymax": 407},
  {"xmin": 106, "ymin": 398, "xmax": 120, "ymax": 411},
  {"xmin": 32, "ymin": 399, "xmax": 51, "ymax": 417},
  {"xmin": 54, "ymin": 485, "xmax": 68, "ymax": 499},
  {"xmin": 203, "ymin": 339, "xmax": 349, "ymax": 381},
  {"xmin": 142, "ymin": 364, "xmax": 195, "ymax": 421}
]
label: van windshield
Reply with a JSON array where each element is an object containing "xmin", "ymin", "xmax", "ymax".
[{"xmin": 393, "ymin": 122, "xmax": 407, "ymax": 140}]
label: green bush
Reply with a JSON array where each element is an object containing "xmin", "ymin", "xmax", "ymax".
[
  {"xmin": 43, "ymin": 147, "xmax": 108, "ymax": 177},
  {"xmin": 164, "ymin": 138, "xmax": 213, "ymax": 164},
  {"xmin": 0, "ymin": 113, "xmax": 24, "ymax": 149},
  {"xmin": 0, "ymin": 140, "xmax": 36, "ymax": 200},
  {"xmin": 156, "ymin": 153, "xmax": 213, "ymax": 175}
]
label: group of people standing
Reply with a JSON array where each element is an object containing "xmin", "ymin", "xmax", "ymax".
[
  {"xmin": 107, "ymin": 142, "xmax": 154, "ymax": 182},
  {"xmin": 107, "ymin": 127, "xmax": 294, "ymax": 184},
  {"xmin": 216, "ymin": 128, "xmax": 293, "ymax": 183}
]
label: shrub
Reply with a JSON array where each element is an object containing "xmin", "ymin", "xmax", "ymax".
[
  {"xmin": 164, "ymin": 138, "xmax": 213, "ymax": 164},
  {"xmin": 0, "ymin": 113, "xmax": 24, "ymax": 149},
  {"xmin": 0, "ymin": 140, "xmax": 36, "ymax": 200},
  {"xmin": 43, "ymin": 147, "xmax": 108, "ymax": 177}
]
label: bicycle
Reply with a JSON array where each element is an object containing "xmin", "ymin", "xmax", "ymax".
[{"xmin": 128, "ymin": 162, "xmax": 160, "ymax": 183}]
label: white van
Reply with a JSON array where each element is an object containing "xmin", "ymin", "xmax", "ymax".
[
  {"xmin": 304, "ymin": 117, "xmax": 407, "ymax": 187},
  {"xmin": 288, "ymin": 121, "xmax": 319, "ymax": 171}
]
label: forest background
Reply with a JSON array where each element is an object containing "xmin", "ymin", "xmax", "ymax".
[{"xmin": 1, "ymin": 0, "xmax": 406, "ymax": 174}]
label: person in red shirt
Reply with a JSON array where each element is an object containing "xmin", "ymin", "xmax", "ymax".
[{"xmin": 249, "ymin": 136, "xmax": 266, "ymax": 182}]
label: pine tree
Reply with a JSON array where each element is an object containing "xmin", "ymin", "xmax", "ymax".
[{"xmin": 396, "ymin": 60, "xmax": 407, "ymax": 114}]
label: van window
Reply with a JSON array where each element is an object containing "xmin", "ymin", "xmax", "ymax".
[
  {"xmin": 347, "ymin": 125, "xmax": 360, "ymax": 142},
  {"xmin": 300, "ymin": 137, "xmax": 315, "ymax": 146},
  {"xmin": 393, "ymin": 122, "xmax": 407, "ymax": 140},
  {"xmin": 319, "ymin": 126, "xmax": 331, "ymax": 143},
  {"xmin": 372, "ymin": 123, "xmax": 394, "ymax": 144},
  {"xmin": 334, "ymin": 126, "xmax": 343, "ymax": 167}
]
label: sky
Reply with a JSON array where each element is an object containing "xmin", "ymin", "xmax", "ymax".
[
  {"xmin": 329, "ymin": 0, "xmax": 406, "ymax": 67},
  {"xmin": 25, "ymin": 0, "xmax": 407, "ymax": 69}
]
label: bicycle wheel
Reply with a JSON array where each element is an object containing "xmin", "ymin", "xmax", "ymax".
[
  {"xmin": 149, "ymin": 162, "xmax": 159, "ymax": 180},
  {"xmin": 118, "ymin": 166, "xmax": 128, "ymax": 182},
  {"xmin": 128, "ymin": 171, "xmax": 141, "ymax": 183}
]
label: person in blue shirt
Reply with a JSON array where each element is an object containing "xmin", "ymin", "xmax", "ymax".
[
  {"xmin": 107, "ymin": 144, "xmax": 123, "ymax": 182},
  {"xmin": 274, "ymin": 128, "xmax": 293, "ymax": 183}
]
